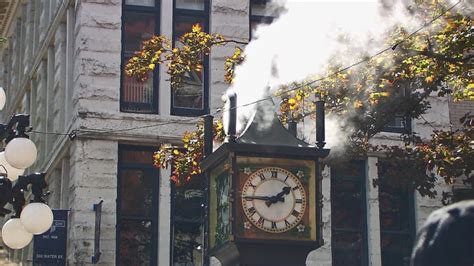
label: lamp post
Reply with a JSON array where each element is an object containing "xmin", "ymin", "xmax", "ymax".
[{"xmin": 0, "ymin": 112, "xmax": 53, "ymax": 249}]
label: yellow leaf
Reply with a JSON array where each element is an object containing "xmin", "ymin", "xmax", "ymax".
[
  {"xmin": 425, "ymin": 76, "xmax": 434, "ymax": 83},
  {"xmin": 192, "ymin": 23, "xmax": 202, "ymax": 32},
  {"xmin": 149, "ymin": 63, "xmax": 155, "ymax": 70},
  {"xmin": 354, "ymin": 100, "xmax": 363, "ymax": 109}
]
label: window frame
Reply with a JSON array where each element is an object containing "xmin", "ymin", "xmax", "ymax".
[
  {"xmin": 171, "ymin": 0, "xmax": 210, "ymax": 117},
  {"xmin": 378, "ymin": 172, "xmax": 416, "ymax": 266},
  {"xmin": 120, "ymin": 1, "xmax": 160, "ymax": 114},
  {"xmin": 331, "ymin": 160, "xmax": 369, "ymax": 266},
  {"xmin": 382, "ymin": 87, "xmax": 412, "ymax": 134},
  {"xmin": 382, "ymin": 116, "xmax": 412, "ymax": 134},
  {"xmin": 116, "ymin": 145, "xmax": 160, "ymax": 265},
  {"xmin": 249, "ymin": 0, "xmax": 274, "ymax": 40}
]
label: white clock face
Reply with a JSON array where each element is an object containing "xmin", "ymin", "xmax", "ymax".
[{"xmin": 241, "ymin": 167, "xmax": 306, "ymax": 233}]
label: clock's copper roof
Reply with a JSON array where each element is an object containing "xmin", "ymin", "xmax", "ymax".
[{"xmin": 236, "ymin": 99, "xmax": 314, "ymax": 148}]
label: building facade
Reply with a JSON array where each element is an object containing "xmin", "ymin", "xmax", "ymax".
[{"xmin": 0, "ymin": 0, "xmax": 470, "ymax": 265}]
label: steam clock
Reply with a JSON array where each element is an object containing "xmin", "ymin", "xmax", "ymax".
[{"xmin": 201, "ymin": 94, "xmax": 329, "ymax": 266}]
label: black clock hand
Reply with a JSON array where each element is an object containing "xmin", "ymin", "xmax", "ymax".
[
  {"xmin": 266, "ymin": 187, "xmax": 292, "ymax": 206},
  {"xmin": 243, "ymin": 195, "xmax": 272, "ymax": 201}
]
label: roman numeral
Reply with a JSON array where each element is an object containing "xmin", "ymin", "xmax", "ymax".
[
  {"xmin": 295, "ymin": 199, "xmax": 303, "ymax": 204},
  {"xmin": 284, "ymin": 220, "xmax": 291, "ymax": 227},
  {"xmin": 249, "ymin": 183, "xmax": 257, "ymax": 189},
  {"xmin": 245, "ymin": 196, "xmax": 253, "ymax": 201},
  {"xmin": 271, "ymin": 171, "xmax": 278, "ymax": 178},
  {"xmin": 284, "ymin": 175, "xmax": 289, "ymax": 182},
  {"xmin": 292, "ymin": 186, "xmax": 299, "ymax": 191},
  {"xmin": 271, "ymin": 221, "xmax": 277, "ymax": 229},
  {"xmin": 292, "ymin": 210, "xmax": 300, "ymax": 217},
  {"xmin": 248, "ymin": 207, "xmax": 256, "ymax": 215},
  {"xmin": 258, "ymin": 173, "xmax": 266, "ymax": 181},
  {"xmin": 257, "ymin": 217, "xmax": 265, "ymax": 225}
]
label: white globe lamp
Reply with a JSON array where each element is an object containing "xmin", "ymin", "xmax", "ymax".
[
  {"xmin": 1, "ymin": 218, "xmax": 33, "ymax": 249},
  {"xmin": 5, "ymin": 137, "xmax": 37, "ymax": 169},
  {"xmin": 20, "ymin": 202, "xmax": 54, "ymax": 235},
  {"xmin": 0, "ymin": 151, "xmax": 25, "ymax": 181},
  {"xmin": 0, "ymin": 87, "xmax": 5, "ymax": 110}
]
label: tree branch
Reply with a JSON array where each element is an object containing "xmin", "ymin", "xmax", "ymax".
[
  {"xmin": 213, "ymin": 39, "xmax": 249, "ymax": 45},
  {"xmin": 400, "ymin": 47, "xmax": 473, "ymax": 65}
]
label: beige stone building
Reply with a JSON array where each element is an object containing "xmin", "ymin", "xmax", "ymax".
[{"xmin": 0, "ymin": 0, "xmax": 471, "ymax": 265}]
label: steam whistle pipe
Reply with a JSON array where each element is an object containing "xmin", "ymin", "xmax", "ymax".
[
  {"xmin": 224, "ymin": 91, "xmax": 237, "ymax": 143},
  {"xmin": 203, "ymin": 115, "xmax": 214, "ymax": 157},
  {"xmin": 316, "ymin": 100, "xmax": 326, "ymax": 149},
  {"xmin": 288, "ymin": 120, "xmax": 297, "ymax": 137}
]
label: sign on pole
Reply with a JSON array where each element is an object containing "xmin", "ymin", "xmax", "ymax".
[{"xmin": 33, "ymin": 209, "xmax": 68, "ymax": 265}]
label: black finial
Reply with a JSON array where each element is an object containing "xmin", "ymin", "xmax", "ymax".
[
  {"xmin": 203, "ymin": 115, "xmax": 214, "ymax": 157},
  {"xmin": 224, "ymin": 91, "xmax": 237, "ymax": 143}
]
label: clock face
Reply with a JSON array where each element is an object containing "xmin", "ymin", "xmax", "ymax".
[{"xmin": 241, "ymin": 167, "xmax": 306, "ymax": 233}]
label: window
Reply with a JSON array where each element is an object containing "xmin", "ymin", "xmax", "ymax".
[
  {"xmin": 378, "ymin": 165, "xmax": 416, "ymax": 266},
  {"xmin": 117, "ymin": 146, "xmax": 159, "ymax": 265},
  {"xmin": 382, "ymin": 87, "xmax": 412, "ymax": 133},
  {"xmin": 170, "ymin": 176, "xmax": 205, "ymax": 265},
  {"xmin": 121, "ymin": 1, "xmax": 159, "ymax": 113},
  {"xmin": 172, "ymin": 0, "xmax": 209, "ymax": 116},
  {"xmin": 249, "ymin": 0, "xmax": 275, "ymax": 39},
  {"xmin": 331, "ymin": 160, "xmax": 368, "ymax": 266},
  {"xmin": 383, "ymin": 115, "xmax": 411, "ymax": 133}
]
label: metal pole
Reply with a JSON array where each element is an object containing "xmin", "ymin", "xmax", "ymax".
[{"xmin": 316, "ymin": 100, "xmax": 326, "ymax": 149}]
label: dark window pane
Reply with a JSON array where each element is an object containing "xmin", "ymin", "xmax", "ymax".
[
  {"xmin": 332, "ymin": 179, "xmax": 363, "ymax": 229},
  {"xmin": 120, "ymin": 169, "xmax": 154, "ymax": 217},
  {"xmin": 332, "ymin": 231, "xmax": 363, "ymax": 266},
  {"xmin": 379, "ymin": 190, "xmax": 411, "ymax": 231},
  {"xmin": 125, "ymin": 0, "xmax": 155, "ymax": 7},
  {"xmin": 331, "ymin": 160, "xmax": 365, "ymax": 179},
  {"xmin": 122, "ymin": 12, "xmax": 156, "ymax": 113},
  {"xmin": 331, "ymin": 160, "xmax": 367, "ymax": 266},
  {"xmin": 173, "ymin": 16, "xmax": 206, "ymax": 110},
  {"xmin": 172, "ymin": 177, "xmax": 204, "ymax": 265},
  {"xmin": 123, "ymin": 12, "xmax": 155, "ymax": 56},
  {"xmin": 385, "ymin": 115, "xmax": 406, "ymax": 128},
  {"xmin": 176, "ymin": 0, "xmax": 205, "ymax": 10},
  {"xmin": 250, "ymin": 0, "xmax": 268, "ymax": 16},
  {"xmin": 119, "ymin": 220, "xmax": 152, "ymax": 266},
  {"xmin": 380, "ymin": 234, "xmax": 412, "ymax": 266},
  {"xmin": 120, "ymin": 149, "xmax": 155, "ymax": 165}
]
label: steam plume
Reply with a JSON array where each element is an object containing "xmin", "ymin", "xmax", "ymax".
[{"xmin": 229, "ymin": 0, "xmax": 463, "ymax": 149}]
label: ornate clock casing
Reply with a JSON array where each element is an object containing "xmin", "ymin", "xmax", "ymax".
[{"xmin": 203, "ymin": 105, "xmax": 330, "ymax": 266}]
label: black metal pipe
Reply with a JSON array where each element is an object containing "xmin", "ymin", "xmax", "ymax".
[
  {"xmin": 225, "ymin": 91, "xmax": 237, "ymax": 143},
  {"xmin": 316, "ymin": 100, "xmax": 326, "ymax": 149},
  {"xmin": 288, "ymin": 120, "xmax": 297, "ymax": 137},
  {"xmin": 203, "ymin": 115, "xmax": 214, "ymax": 157}
]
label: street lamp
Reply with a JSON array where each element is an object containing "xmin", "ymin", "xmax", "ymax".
[
  {"xmin": 0, "ymin": 114, "xmax": 38, "ymax": 170},
  {"xmin": 0, "ymin": 87, "xmax": 5, "ymax": 111},
  {"xmin": 0, "ymin": 113, "xmax": 52, "ymax": 249},
  {"xmin": 0, "ymin": 173, "xmax": 53, "ymax": 249}
]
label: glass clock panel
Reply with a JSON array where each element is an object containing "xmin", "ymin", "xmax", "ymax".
[
  {"xmin": 235, "ymin": 156, "xmax": 317, "ymax": 242},
  {"xmin": 209, "ymin": 157, "xmax": 232, "ymax": 250}
]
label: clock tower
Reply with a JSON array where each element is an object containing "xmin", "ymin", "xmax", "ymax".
[{"xmin": 202, "ymin": 93, "xmax": 329, "ymax": 266}]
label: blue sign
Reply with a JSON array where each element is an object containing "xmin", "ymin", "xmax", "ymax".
[{"xmin": 33, "ymin": 209, "xmax": 68, "ymax": 265}]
